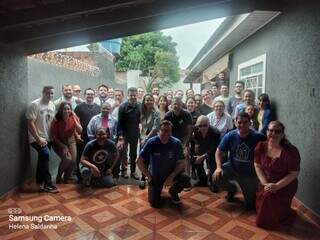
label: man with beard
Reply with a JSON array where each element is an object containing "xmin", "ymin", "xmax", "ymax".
[{"xmin": 54, "ymin": 84, "xmax": 78, "ymax": 110}]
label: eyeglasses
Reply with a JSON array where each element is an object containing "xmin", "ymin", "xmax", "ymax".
[
  {"xmin": 267, "ymin": 128, "xmax": 282, "ymax": 134},
  {"xmin": 197, "ymin": 124, "xmax": 209, "ymax": 128}
]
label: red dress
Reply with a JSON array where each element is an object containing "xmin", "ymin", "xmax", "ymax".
[{"xmin": 254, "ymin": 141, "xmax": 300, "ymax": 229}]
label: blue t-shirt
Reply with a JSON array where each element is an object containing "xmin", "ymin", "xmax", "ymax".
[
  {"xmin": 218, "ymin": 129, "xmax": 266, "ymax": 174},
  {"xmin": 139, "ymin": 136, "xmax": 184, "ymax": 181}
]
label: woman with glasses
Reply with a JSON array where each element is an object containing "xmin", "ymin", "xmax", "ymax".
[
  {"xmin": 207, "ymin": 100, "xmax": 233, "ymax": 137},
  {"xmin": 191, "ymin": 115, "xmax": 220, "ymax": 191},
  {"xmin": 254, "ymin": 121, "xmax": 300, "ymax": 229},
  {"xmin": 257, "ymin": 93, "xmax": 275, "ymax": 135}
]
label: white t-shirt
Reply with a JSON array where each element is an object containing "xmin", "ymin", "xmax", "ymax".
[
  {"xmin": 26, "ymin": 98, "xmax": 55, "ymax": 143},
  {"xmin": 207, "ymin": 112, "xmax": 233, "ymax": 137}
]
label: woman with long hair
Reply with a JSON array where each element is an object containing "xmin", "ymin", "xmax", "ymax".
[
  {"xmin": 158, "ymin": 95, "xmax": 169, "ymax": 120},
  {"xmin": 51, "ymin": 102, "xmax": 82, "ymax": 183},
  {"xmin": 257, "ymin": 93, "xmax": 275, "ymax": 135},
  {"xmin": 254, "ymin": 121, "xmax": 300, "ymax": 229},
  {"xmin": 139, "ymin": 94, "xmax": 161, "ymax": 189}
]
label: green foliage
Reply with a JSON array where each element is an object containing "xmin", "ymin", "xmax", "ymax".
[
  {"xmin": 87, "ymin": 43, "xmax": 100, "ymax": 53},
  {"xmin": 115, "ymin": 31, "xmax": 180, "ymax": 91}
]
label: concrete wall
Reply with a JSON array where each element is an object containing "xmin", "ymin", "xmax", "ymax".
[
  {"xmin": 0, "ymin": 45, "xmax": 29, "ymax": 196},
  {"xmin": 28, "ymin": 57, "xmax": 121, "ymax": 101},
  {"xmin": 229, "ymin": 1, "xmax": 320, "ymax": 215}
]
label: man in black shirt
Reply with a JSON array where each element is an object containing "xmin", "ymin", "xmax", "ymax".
[
  {"xmin": 117, "ymin": 87, "xmax": 141, "ymax": 179},
  {"xmin": 74, "ymin": 88, "xmax": 101, "ymax": 182}
]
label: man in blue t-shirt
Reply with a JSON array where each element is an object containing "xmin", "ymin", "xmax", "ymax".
[
  {"xmin": 137, "ymin": 120, "xmax": 191, "ymax": 208},
  {"xmin": 80, "ymin": 128, "xmax": 118, "ymax": 187},
  {"xmin": 213, "ymin": 112, "xmax": 266, "ymax": 209}
]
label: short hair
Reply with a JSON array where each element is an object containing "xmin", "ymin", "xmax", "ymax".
[
  {"xmin": 62, "ymin": 84, "xmax": 72, "ymax": 90},
  {"xmin": 244, "ymin": 89, "xmax": 255, "ymax": 98},
  {"xmin": 42, "ymin": 86, "xmax": 54, "ymax": 93},
  {"xmin": 160, "ymin": 120, "xmax": 173, "ymax": 128},
  {"xmin": 114, "ymin": 88, "xmax": 124, "ymax": 96},
  {"xmin": 127, "ymin": 87, "xmax": 137, "ymax": 93},
  {"xmin": 98, "ymin": 84, "xmax": 108, "ymax": 90},
  {"xmin": 214, "ymin": 100, "xmax": 225, "ymax": 108},
  {"xmin": 220, "ymin": 84, "xmax": 228, "ymax": 89},
  {"xmin": 235, "ymin": 112, "xmax": 251, "ymax": 121},
  {"xmin": 186, "ymin": 96, "xmax": 196, "ymax": 103},
  {"xmin": 235, "ymin": 80, "xmax": 245, "ymax": 87},
  {"xmin": 172, "ymin": 96, "xmax": 183, "ymax": 105},
  {"xmin": 84, "ymin": 88, "xmax": 95, "ymax": 95}
]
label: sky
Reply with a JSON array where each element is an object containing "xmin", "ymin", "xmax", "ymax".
[
  {"xmin": 58, "ymin": 17, "xmax": 225, "ymax": 69},
  {"xmin": 161, "ymin": 17, "xmax": 225, "ymax": 69}
]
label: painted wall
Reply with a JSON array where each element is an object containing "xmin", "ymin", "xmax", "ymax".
[
  {"xmin": 0, "ymin": 45, "xmax": 29, "ymax": 196},
  {"xmin": 229, "ymin": 1, "xmax": 320, "ymax": 215}
]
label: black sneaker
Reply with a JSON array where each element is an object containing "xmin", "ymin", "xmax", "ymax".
[
  {"xmin": 43, "ymin": 185, "xmax": 59, "ymax": 193},
  {"xmin": 209, "ymin": 184, "xmax": 219, "ymax": 193},
  {"xmin": 121, "ymin": 172, "xmax": 129, "ymax": 179},
  {"xmin": 139, "ymin": 180, "xmax": 146, "ymax": 189},
  {"xmin": 226, "ymin": 191, "xmax": 235, "ymax": 202},
  {"xmin": 169, "ymin": 190, "xmax": 181, "ymax": 204},
  {"xmin": 130, "ymin": 172, "xmax": 139, "ymax": 180}
]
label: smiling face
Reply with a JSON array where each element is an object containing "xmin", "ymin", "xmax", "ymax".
[
  {"xmin": 96, "ymin": 128, "xmax": 108, "ymax": 144},
  {"xmin": 267, "ymin": 122, "xmax": 284, "ymax": 144},
  {"xmin": 128, "ymin": 90, "xmax": 137, "ymax": 104},
  {"xmin": 85, "ymin": 89, "xmax": 95, "ymax": 104},
  {"xmin": 186, "ymin": 98, "xmax": 195, "ymax": 112},
  {"xmin": 243, "ymin": 91, "xmax": 254, "ymax": 105},
  {"xmin": 63, "ymin": 85, "xmax": 73, "ymax": 99},
  {"xmin": 214, "ymin": 101, "xmax": 225, "ymax": 116},
  {"xmin": 63, "ymin": 104, "xmax": 72, "ymax": 119},
  {"xmin": 144, "ymin": 95, "xmax": 154, "ymax": 110},
  {"xmin": 98, "ymin": 86, "xmax": 108, "ymax": 98},
  {"xmin": 235, "ymin": 116, "xmax": 250, "ymax": 135}
]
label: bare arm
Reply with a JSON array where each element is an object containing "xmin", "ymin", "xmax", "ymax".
[
  {"xmin": 264, "ymin": 171, "xmax": 299, "ymax": 193},
  {"xmin": 80, "ymin": 156, "xmax": 100, "ymax": 177},
  {"xmin": 213, "ymin": 148, "xmax": 223, "ymax": 181},
  {"xmin": 27, "ymin": 119, "xmax": 47, "ymax": 146},
  {"xmin": 254, "ymin": 162, "xmax": 268, "ymax": 186},
  {"xmin": 72, "ymin": 113, "xmax": 82, "ymax": 133},
  {"xmin": 137, "ymin": 156, "xmax": 152, "ymax": 181},
  {"xmin": 164, "ymin": 159, "xmax": 186, "ymax": 187}
]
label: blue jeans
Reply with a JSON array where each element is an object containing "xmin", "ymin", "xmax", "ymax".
[
  {"xmin": 31, "ymin": 142, "xmax": 52, "ymax": 186},
  {"xmin": 80, "ymin": 166, "xmax": 114, "ymax": 187}
]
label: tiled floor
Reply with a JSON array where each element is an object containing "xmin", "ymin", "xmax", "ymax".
[{"xmin": 0, "ymin": 183, "xmax": 319, "ymax": 240}]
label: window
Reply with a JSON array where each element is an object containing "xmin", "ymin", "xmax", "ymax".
[{"xmin": 238, "ymin": 54, "xmax": 266, "ymax": 99}]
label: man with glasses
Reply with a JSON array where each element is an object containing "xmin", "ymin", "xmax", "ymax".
[
  {"xmin": 213, "ymin": 112, "xmax": 266, "ymax": 210},
  {"xmin": 137, "ymin": 120, "xmax": 191, "ymax": 208},
  {"xmin": 191, "ymin": 116, "xmax": 220, "ymax": 192},
  {"xmin": 72, "ymin": 84, "xmax": 84, "ymax": 105}
]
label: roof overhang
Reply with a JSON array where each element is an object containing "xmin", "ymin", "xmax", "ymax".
[{"xmin": 184, "ymin": 10, "xmax": 281, "ymax": 83}]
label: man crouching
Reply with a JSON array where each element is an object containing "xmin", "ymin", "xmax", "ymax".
[
  {"xmin": 137, "ymin": 120, "xmax": 191, "ymax": 208},
  {"xmin": 80, "ymin": 128, "xmax": 118, "ymax": 187}
]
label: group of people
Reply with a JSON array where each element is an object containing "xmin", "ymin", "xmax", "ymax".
[{"xmin": 26, "ymin": 79, "xmax": 301, "ymax": 230}]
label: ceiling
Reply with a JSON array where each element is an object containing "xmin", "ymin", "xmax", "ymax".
[{"xmin": 0, "ymin": 0, "xmax": 283, "ymax": 55}]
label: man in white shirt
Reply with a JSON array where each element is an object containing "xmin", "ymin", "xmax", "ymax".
[
  {"xmin": 54, "ymin": 84, "xmax": 78, "ymax": 110},
  {"xmin": 26, "ymin": 86, "xmax": 59, "ymax": 193}
]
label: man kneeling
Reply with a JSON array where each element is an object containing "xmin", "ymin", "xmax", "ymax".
[
  {"xmin": 80, "ymin": 128, "xmax": 118, "ymax": 187},
  {"xmin": 137, "ymin": 120, "xmax": 191, "ymax": 208}
]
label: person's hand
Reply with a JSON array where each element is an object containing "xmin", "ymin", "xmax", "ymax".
[
  {"xmin": 194, "ymin": 155, "xmax": 205, "ymax": 165},
  {"xmin": 76, "ymin": 138, "xmax": 84, "ymax": 144},
  {"xmin": 36, "ymin": 137, "xmax": 47, "ymax": 147},
  {"xmin": 213, "ymin": 168, "xmax": 223, "ymax": 181},
  {"xmin": 106, "ymin": 169, "xmax": 113, "ymax": 176},
  {"xmin": 146, "ymin": 174, "xmax": 152, "ymax": 184},
  {"xmin": 164, "ymin": 175, "xmax": 174, "ymax": 188},
  {"xmin": 264, "ymin": 183, "xmax": 279, "ymax": 193},
  {"xmin": 62, "ymin": 146, "xmax": 70, "ymax": 156},
  {"xmin": 91, "ymin": 165, "xmax": 101, "ymax": 177}
]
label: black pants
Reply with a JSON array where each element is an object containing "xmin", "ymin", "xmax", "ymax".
[
  {"xmin": 31, "ymin": 142, "xmax": 52, "ymax": 186},
  {"xmin": 125, "ymin": 137, "xmax": 139, "ymax": 173},
  {"xmin": 148, "ymin": 172, "xmax": 191, "ymax": 205},
  {"xmin": 213, "ymin": 162, "xmax": 257, "ymax": 208}
]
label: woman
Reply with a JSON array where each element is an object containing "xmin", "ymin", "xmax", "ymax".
[
  {"xmin": 245, "ymin": 104, "xmax": 259, "ymax": 130},
  {"xmin": 207, "ymin": 100, "xmax": 233, "ymax": 137},
  {"xmin": 140, "ymin": 94, "xmax": 161, "ymax": 189},
  {"xmin": 158, "ymin": 95, "xmax": 169, "ymax": 120},
  {"xmin": 234, "ymin": 89, "xmax": 258, "ymax": 118},
  {"xmin": 254, "ymin": 121, "xmax": 300, "ymax": 229},
  {"xmin": 258, "ymin": 93, "xmax": 275, "ymax": 135},
  {"xmin": 51, "ymin": 102, "xmax": 82, "ymax": 183},
  {"xmin": 186, "ymin": 97, "xmax": 201, "ymax": 179}
]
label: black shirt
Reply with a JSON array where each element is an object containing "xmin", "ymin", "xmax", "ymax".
[
  {"xmin": 74, "ymin": 102, "xmax": 101, "ymax": 142},
  {"xmin": 199, "ymin": 103, "xmax": 213, "ymax": 116},
  {"xmin": 117, "ymin": 101, "xmax": 141, "ymax": 140},
  {"xmin": 164, "ymin": 109, "xmax": 192, "ymax": 142}
]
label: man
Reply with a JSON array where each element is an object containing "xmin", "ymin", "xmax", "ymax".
[
  {"xmin": 26, "ymin": 86, "xmax": 58, "ymax": 193},
  {"xmin": 191, "ymin": 116, "xmax": 220, "ymax": 191},
  {"xmin": 214, "ymin": 84, "xmax": 230, "ymax": 107},
  {"xmin": 213, "ymin": 112, "xmax": 266, "ymax": 209},
  {"xmin": 74, "ymin": 88, "xmax": 100, "ymax": 181},
  {"xmin": 227, "ymin": 81, "xmax": 245, "ymax": 119},
  {"xmin": 111, "ymin": 89, "xmax": 125, "ymax": 120},
  {"xmin": 137, "ymin": 120, "xmax": 191, "ymax": 208},
  {"xmin": 174, "ymin": 90, "xmax": 184, "ymax": 99},
  {"xmin": 194, "ymin": 94, "xmax": 202, "ymax": 111},
  {"xmin": 215, "ymin": 72, "xmax": 229, "ymax": 88},
  {"xmin": 199, "ymin": 89, "xmax": 213, "ymax": 115},
  {"xmin": 117, "ymin": 87, "xmax": 141, "ymax": 179},
  {"xmin": 164, "ymin": 97, "xmax": 192, "ymax": 147},
  {"xmin": 108, "ymin": 88, "xmax": 115, "ymax": 100},
  {"xmin": 186, "ymin": 89, "xmax": 194, "ymax": 98},
  {"xmin": 72, "ymin": 84, "xmax": 84, "ymax": 105},
  {"xmin": 151, "ymin": 86, "xmax": 160, "ymax": 96},
  {"xmin": 211, "ymin": 84, "xmax": 219, "ymax": 99},
  {"xmin": 87, "ymin": 102, "xmax": 117, "ymax": 142},
  {"xmin": 137, "ymin": 87, "xmax": 145, "ymax": 103},
  {"xmin": 80, "ymin": 128, "xmax": 118, "ymax": 187},
  {"xmin": 94, "ymin": 84, "xmax": 114, "ymax": 106},
  {"xmin": 54, "ymin": 84, "xmax": 77, "ymax": 110}
]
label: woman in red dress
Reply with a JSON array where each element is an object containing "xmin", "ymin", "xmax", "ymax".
[
  {"xmin": 51, "ymin": 102, "xmax": 82, "ymax": 184},
  {"xmin": 254, "ymin": 120, "xmax": 300, "ymax": 229}
]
